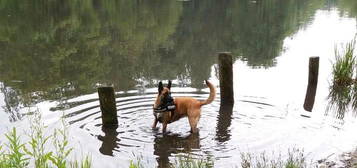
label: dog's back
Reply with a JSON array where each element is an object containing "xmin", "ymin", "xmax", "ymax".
[{"xmin": 171, "ymin": 80, "xmax": 216, "ymax": 122}]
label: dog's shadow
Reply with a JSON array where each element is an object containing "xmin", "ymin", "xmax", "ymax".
[{"xmin": 153, "ymin": 132, "xmax": 201, "ymax": 168}]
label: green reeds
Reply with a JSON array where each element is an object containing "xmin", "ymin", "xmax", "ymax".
[
  {"xmin": 332, "ymin": 38, "xmax": 356, "ymax": 86},
  {"xmin": 241, "ymin": 148, "xmax": 308, "ymax": 168},
  {"xmin": 328, "ymin": 37, "xmax": 357, "ymax": 118},
  {"xmin": 68, "ymin": 156, "xmax": 91, "ymax": 168},
  {"xmin": 0, "ymin": 113, "xmax": 92, "ymax": 168},
  {"xmin": 2, "ymin": 128, "xmax": 30, "ymax": 168},
  {"xmin": 24, "ymin": 113, "xmax": 52, "ymax": 168},
  {"xmin": 129, "ymin": 160, "xmax": 144, "ymax": 168},
  {"xmin": 128, "ymin": 154, "xmax": 214, "ymax": 168},
  {"xmin": 353, "ymin": 82, "xmax": 357, "ymax": 110},
  {"xmin": 173, "ymin": 155, "xmax": 214, "ymax": 168}
]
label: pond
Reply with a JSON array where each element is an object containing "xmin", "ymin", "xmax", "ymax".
[{"xmin": 0, "ymin": 0, "xmax": 357, "ymax": 167}]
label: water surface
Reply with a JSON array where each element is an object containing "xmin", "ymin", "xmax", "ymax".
[{"xmin": 1, "ymin": 0, "xmax": 357, "ymax": 167}]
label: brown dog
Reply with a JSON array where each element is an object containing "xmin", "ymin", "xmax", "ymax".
[{"xmin": 152, "ymin": 80, "xmax": 215, "ymax": 133}]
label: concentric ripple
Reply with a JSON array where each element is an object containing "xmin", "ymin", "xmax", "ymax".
[{"xmin": 47, "ymin": 87, "xmax": 314, "ymax": 167}]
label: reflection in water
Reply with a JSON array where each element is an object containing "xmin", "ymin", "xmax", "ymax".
[
  {"xmin": 216, "ymin": 105, "xmax": 234, "ymax": 143},
  {"xmin": 0, "ymin": 0, "xmax": 326, "ymax": 109},
  {"xmin": 0, "ymin": 0, "xmax": 356, "ymax": 166},
  {"xmin": 154, "ymin": 133, "xmax": 200, "ymax": 168},
  {"xmin": 338, "ymin": 0, "xmax": 357, "ymax": 18},
  {"xmin": 0, "ymin": 83, "xmax": 23, "ymax": 122},
  {"xmin": 353, "ymin": 84, "xmax": 357, "ymax": 110},
  {"xmin": 98, "ymin": 126, "xmax": 120, "ymax": 156},
  {"xmin": 327, "ymin": 84, "xmax": 357, "ymax": 119}
]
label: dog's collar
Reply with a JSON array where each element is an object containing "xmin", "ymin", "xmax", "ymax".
[
  {"xmin": 153, "ymin": 104, "xmax": 176, "ymax": 113},
  {"xmin": 153, "ymin": 97, "xmax": 176, "ymax": 114}
]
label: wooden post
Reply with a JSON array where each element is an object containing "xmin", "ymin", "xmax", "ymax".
[
  {"xmin": 303, "ymin": 57, "xmax": 319, "ymax": 112},
  {"xmin": 98, "ymin": 87, "xmax": 118, "ymax": 127},
  {"xmin": 218, "ymin": 52, "xmax": 234, "ymax": 106}
]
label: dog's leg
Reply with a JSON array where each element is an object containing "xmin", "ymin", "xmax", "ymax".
[
  {"xmin": 162, "ymin": 122, "xmax": 168, "ymax": 133},
  {"xmin": 152, "ymin": 118, "xmax": 158, "ymax": 129},
  {"xmin": 188, "ymin": 110, "xmax": 201, "ymax": 133}
]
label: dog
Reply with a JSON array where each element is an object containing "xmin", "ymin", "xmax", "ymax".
[{"xmin": 152, "ymin": 80, "xmax": 215, "ymax": 133}]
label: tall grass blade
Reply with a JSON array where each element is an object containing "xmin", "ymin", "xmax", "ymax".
[
  {"xmin": 328, "ymin": 36, "xmax": 357, "ymax": 118},
  {"xmin": 5, "ymin": 127, "xmax": 29, "ymax": 168}
]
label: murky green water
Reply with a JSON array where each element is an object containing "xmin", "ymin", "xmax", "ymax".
[{"xmin": 1, "ymin": 0, "xmax": 357, "ymax": 167}]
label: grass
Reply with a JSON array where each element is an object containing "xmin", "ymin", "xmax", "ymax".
[
  {"xmin": 128, "ymin": 149, "xmax": 310, "ymax": 168},
  {"xmin": 328, "ymin": 37, "xmax": 357, "ymax": 118},
  {"xmin": 173, "ymin": 154, "xmax": 214, "ymax": 168},
  {"xmin": 2, "ymin": 128, "xmax": 29, "ymax": 168},
  {"xmin": 332, "ymin": 37, "xmax": 356, "ymax": 86},
  {"xmin": 0, "ymin": 113, "xmax": 91, "ymax": 168},
  {"xmin": 128, "ymin": 154, "xmax": 214, "ymax": 168},
  {"xmin": 353, "ymin": 82, "xmax": 357, "ymax": 110},
  {"xmin": 129, "ymin": 160, "xmax": 144, "ymax": 168},
  {"xmin": 327, "ymin": 85, "xmax": 352, "ymax": 118},
  {"xmin": 241, "ymin": 148, "xmax": 308, "ymax": 168}
]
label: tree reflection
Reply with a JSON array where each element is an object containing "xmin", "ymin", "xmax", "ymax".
[
  {"xmin": 0, "ymin": 0, "xmax": 327, "ymax": 113},
  {"xmin": 338, "ymin": 0, "xmax": 357, "ymax": 18},
  {"xmin": 0, "ymin": 83, "xmax": 23, "ymax": 122}
]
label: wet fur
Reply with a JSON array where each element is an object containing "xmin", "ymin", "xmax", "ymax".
[{"xmin": 152, "ymin": 80, "xmax": 215, "ymax": 133}]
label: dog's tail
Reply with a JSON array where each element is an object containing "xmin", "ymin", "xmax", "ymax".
[{"xmin": 200, "ymin": 80, "xmax": 216, "ymax": 106}]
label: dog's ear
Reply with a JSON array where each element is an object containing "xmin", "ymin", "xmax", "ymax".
[
  {"xmin": 167, "ymin": 80, "xmax": 172, "ymax": 90},
  {"xmin": 158, "ymin": 81, "xmax": 163, "ymax": 94}
]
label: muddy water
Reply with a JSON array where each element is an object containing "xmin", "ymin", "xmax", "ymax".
[{"xmin": 1, "ymin": 0, "xmax": 357, "ymax": 167}]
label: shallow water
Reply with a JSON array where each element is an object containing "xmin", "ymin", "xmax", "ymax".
[{"xmin": 1, "ymin": 0, "xmax": 357, "ymax": 167}]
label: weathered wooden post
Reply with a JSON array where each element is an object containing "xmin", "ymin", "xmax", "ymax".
[
  {"xmin": 303, "ymin": 56, "xmax": 319, "ymax": 112},
  {"xmin": 218, "ymin": 52, "xmax": 234, "ymax": 106},
  {"xmin": 98, "ymin": 87, "xmax": 118, "ymax": 127}
]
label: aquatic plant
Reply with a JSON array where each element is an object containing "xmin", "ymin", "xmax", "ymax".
[
  {"xmin": 327, "ymin": 85, "xmax": 353, "ymax": 118},
  {"xmin": 2, "ymin": 128, "xmax": 30, "ymax": 168},
  {"xmin": 241, "ymin": 148, "xmax": 308, "ymax": 168},
  {"xmin": 353, "ymin": 82, "xmax": 357, "ymax": 110},
  {"xmin": 0, "ymin": 113, "xmax": 92, "ymax": 168},
  {"xmin": 128, "ymin": 154, "xmax": 213, "ymax": 168},
  {"xmin": 129, "ymin": 160, "xmax": 144, "ymax": 168},
  {"xmin": 332, "ymin": 38, "xmax": 356, "ymax": 86},
  {"xmin": 328, "ymin": 37, "xmax": 357, "ymax": 118},
  {"xmin": 68, "ymin": 156, "xmax": 91, "ymax": 168},
  {"xmin": 24, "ymin": 113, "xmax": 52, "ymax": 168},
  {"xmin": 172, "ymin": 154, "xmax": 214, "ymax": 168}
]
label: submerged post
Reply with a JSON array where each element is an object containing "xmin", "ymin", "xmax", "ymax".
[
  {"xmin": 218, "ymin": 52, "xmax": 234, "ymax": 106},
  {"xmin": 98, "ymin": 87, "xmax": 118, "ymax": 127},
  {"xmin": 303, "ymin": 56, "xmax": 319, "ymax": 112}
]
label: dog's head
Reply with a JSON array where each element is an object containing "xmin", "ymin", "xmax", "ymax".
[{"xmin": 154, "ymin": 80, "xmax": 172, "ymax": 109}]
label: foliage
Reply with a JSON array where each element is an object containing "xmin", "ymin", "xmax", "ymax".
[
  {"xmin": 172, "ymin": 154, "xmax": 214, "ymax": 168},
  {"xmin": 49, "ymin": 125, "xmax": 73, "ymax": 168},
  {"xmin": 68, "ymin": 156, "xmax": 91, "ymax": 168},
  {"xmin": 3, "ymin": 128, "xmax": 30, "ymax": 168},
  {"xmin": 241, "ymin": 148, "xmax": 308, "ymax": 168},
  {"xmin": 338, "ymin": 0, "xmax": 357, "ymax": 18},
  {"xmin": 332, "ymin": 38, "xmax": 356, "ymax": 86},
  {"xmin": 0, "ymin": 0, "xmax": 325, "ymax": 110},
  {"xmin": 129, "ymin": 160, "xmax": 144, "ymax": 168},
  {"xmin": 0, "ymin": 113, "xmax": 91, "ymax": 168},
  {"xmin": 328, "ymin": 37, "xmax": 357, "ymax": 118},
  {"xmin": 24, "ymin": 113, "xmax": 52, "ymax": 168}
]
